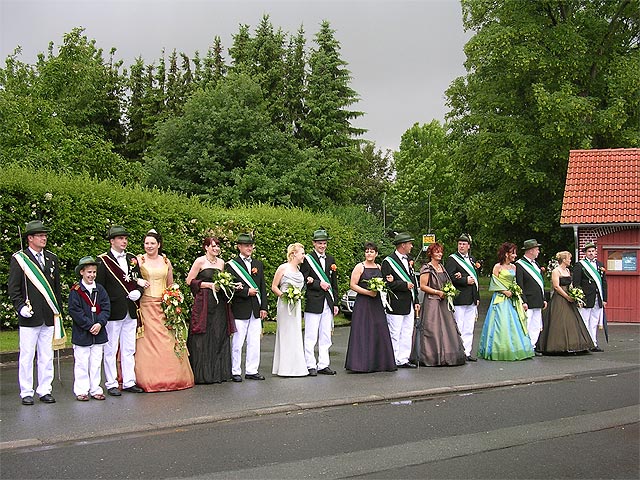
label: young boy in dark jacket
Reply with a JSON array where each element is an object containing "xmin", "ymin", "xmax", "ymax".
[{"xmin": 68, "ymin": 256, "xmax": 110, "ymax": 401}]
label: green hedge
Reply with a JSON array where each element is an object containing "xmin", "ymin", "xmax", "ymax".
[{"xmin": 0, "ymin": 166, "xmax": 384, "ymax": 329}]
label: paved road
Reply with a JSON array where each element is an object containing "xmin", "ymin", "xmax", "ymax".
[
  {"xmin": 1, "ymin": 369, "xmax": 637, "ymax": 479},
  {"xmin": 1, "ymin": 323, "xmax": 638, "ymax": 454}
]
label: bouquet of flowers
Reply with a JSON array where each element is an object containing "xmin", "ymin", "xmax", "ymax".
[
  {"xmin": 281, "ymin": 284, "xmax": 303, "ymax": 314},
  {"xmin": 367, "ymin": 277, "xmax": 393, "ymax": 311},
  {"xmin": 162, "ymin": 283, "xmax": 189, "ymax": 358},
  {"xmin": 508, "ymin": 282, "xmax": 523, "ymax": 298},
  {"xmin": 212, "ymin": 270, "xmax": 237, "ymax": 303},
  {"xmin": 567, "ymin": 285, "xmax": 586, "ymax": 307},
  {"xmin": 282, "ymin": 284, "xmax": 303, "ymax": 304},
  {"xmin": 442, "ymin": 281, "xmax": 460, "ymax": 311},
  {"xmin": 546, "ymin": 259, "xmax": 559, "ymax": 278},
  {"xmin": 366, "ymin": 277, "xmax": 387, "ymax": 293}
]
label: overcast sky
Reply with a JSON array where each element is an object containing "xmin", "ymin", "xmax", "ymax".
[{"xmin": 0, "ymin": 0, "xmax": 470, "ymax": 152}]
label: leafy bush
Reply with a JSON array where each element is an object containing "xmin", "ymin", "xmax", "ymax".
[{"xmin": 0, "ymin": 166, "xmax": 383, "ymax": 329}]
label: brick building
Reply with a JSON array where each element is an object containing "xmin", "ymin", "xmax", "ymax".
[{"xmin": 561, "ymin": 148, "xmax": 640, "ymax": 322}]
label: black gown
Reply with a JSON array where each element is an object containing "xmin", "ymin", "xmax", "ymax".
[
  {"xmin": 539, "ymin": 276, "xmax": 594, "ymax": 354},
  {"xmin": 345, "ymin": 266, "xmax": 397, "ymax": 373},
  {"xmin": 187, "ymin": 268, "xmax": 232, "ymax": 383}
]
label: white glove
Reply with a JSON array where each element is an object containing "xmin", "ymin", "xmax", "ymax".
[
  {"xmin": 20, "ymin": 306, "xmax": 33, "ymax": 318},
  {"xmin": 127, "ymin": 290, "xmax": 142, "ymax": 302}
]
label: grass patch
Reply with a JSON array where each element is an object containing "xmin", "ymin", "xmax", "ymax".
[{"xmin": 0, "ymin": 330, "xmax": 19, "ymax": 353}]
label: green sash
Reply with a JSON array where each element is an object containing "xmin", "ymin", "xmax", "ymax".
[
  {"xmin": 305, "ymin": 254, "xmax": 334, "ymax": 302},
  {"xmin": 228, "ymin": 258, "xmax": 262, "ymax": 306},
  {"xmin": 449, "ymin": 253, "xmax": 479, "ymax": 291},
  {"xmin": 580, "ymin": 259, "xmax": 604, "ymax": 301},
  {"xmin": 516, "ymin": 258, "xmax": 544, "ymax": 295},
  {"xmin": 13, "ymin": 251, "xmax": 66, "ymax": 349},
  {"xmin": 383, "ymin": 256, "xmax": 417, "ymax": 302}
]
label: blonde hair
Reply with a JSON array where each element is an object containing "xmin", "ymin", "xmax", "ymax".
[
  {"xmin": 287, "ymin": 242, "xmax": 304, "ymax": 261},
  {"xmin": 556, "ymin": 251, "xmax": 571, "ymax": 263}
]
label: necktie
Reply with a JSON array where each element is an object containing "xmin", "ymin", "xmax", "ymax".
[
  {"xmin": 319, "ymin": 255, "xmax": 326, "ymax": 270},
  {"xmin": 244, "ymin": 257, "xmax": 252, "ymax": 270},
  {"xmin": 36, "ymin": 252, "xmax": 45, "ymax": 269}
]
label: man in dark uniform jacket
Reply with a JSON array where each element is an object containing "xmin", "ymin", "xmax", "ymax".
[
  {"xmin": 96, "ymin": 225, "xmax": 144, "ymax": 396},
  {"xmin": 8, "ymin": 220, "xmax": 62, "ymax": 405},
  {"xmin": 382, "ymin": 232, "xmax": 419, "ymax": 368},
  {"xmin": 300, "ymin": 229, "xmax": 339, "ymax": 376},
  {"xmin": 226, "ymin": 233, "xmax": 268, "ymax": 381},
  {"xmin": 445, "ymin": 234, "xmax": 480, "ymax": 361},
  {"xmin": 515, "ymin": 239, "xmax": 547, "ymax": 354},
  {"xmin": 573, "ymin": 242, "xmax": 607, "ymax": 352}
]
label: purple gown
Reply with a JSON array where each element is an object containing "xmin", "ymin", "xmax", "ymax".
[{"xmin": 345, "ymin": 266, "xmax": 397, "ymax": 373}]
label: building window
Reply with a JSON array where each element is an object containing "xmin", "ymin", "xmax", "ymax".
[{"xmin": 605, "ymin": 250, "xmax": 638, "ymax": 272}]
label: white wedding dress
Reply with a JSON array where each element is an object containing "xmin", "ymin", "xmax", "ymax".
[{"xmin": 272, "ymin": 269, "xmax": 308, "ymax": 376}]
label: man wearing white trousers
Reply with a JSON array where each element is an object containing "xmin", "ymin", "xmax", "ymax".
[
  {"xmin": 516, "ymin": 239, "xmax": 547, "ymax": 355},
  {"xmin": 226, "ymin": 233, "xmax": 269, "ymax": 381},
  {"xmin": 8, "ymin": 220, "xmax": 63, "ymax": 405},
  {"xmin": 96, "ymin": 226, "xmax": 145, "ymax": 396},
  {"xmin": 301, "ymin": 229, "xmax": 339, "ymax": 376},
  {"xmin": 573, "ymin": 242, "xmax": 607, "ymax": 352},
  {"xmin": 382, "ymin": 233, "xmax": 419, "ymax": 369},
  {"xmin": 445, "ymin": 234, "xmax": 480, "ymax": 362}
]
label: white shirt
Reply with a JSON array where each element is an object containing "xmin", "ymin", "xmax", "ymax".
[{"xmin": 111, "ymin": 248, "xmax": 128, "ymax": 272}]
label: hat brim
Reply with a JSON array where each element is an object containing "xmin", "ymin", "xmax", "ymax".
[
  {"xmin": 75, "ymin": 263, "xmax": 98, "ymax": 276},
  {"xmin": 24, "ymin": 228, "xmax": 50, "ymax": 236},
  {"xmin": 393, "ymin": 238, "xmax": 415, "ymax": 245}
]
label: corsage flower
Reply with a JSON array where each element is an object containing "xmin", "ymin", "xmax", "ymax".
[
  {"xmin": 330, "ymin": 264, "xmax": 337, "ymax": 271},
  {"xmin": 251, "ymin": 267, "xmax": 258, "ymax": 275}
]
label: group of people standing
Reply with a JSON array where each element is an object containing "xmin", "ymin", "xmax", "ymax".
[{"xmin": 8, "ymin": 220, "xmax": 608, "ymax": 406}]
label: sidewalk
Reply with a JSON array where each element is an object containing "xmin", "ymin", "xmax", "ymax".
[{"xmin": 1, "ymin": 324, "xmax": 638, "ymax": 450}]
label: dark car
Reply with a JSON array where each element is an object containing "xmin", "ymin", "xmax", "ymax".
[{"xmin": 339, "ymin": 289, "xmax": 357, "ymax": 317}]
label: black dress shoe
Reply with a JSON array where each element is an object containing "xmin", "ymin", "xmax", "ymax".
[
  {"xmin": 398, "ymin": 362, "xmax": 417, "ymax": 369},
  {"xmin": 39, "ymin": 394, "xmax": 56, "ymax": 404},
  {"xmin": 245, "ymin": 373, "xmax": 265, "ymax": 380},
  {"xmin": 21, "ymin": 396, "xmax": 34, "ymax": 406},
  {"xmin": 123, "ymin": 385, "xmax": 144, "ymax": 393},
  {"xmin": 590, "ymin": 347, "xmax": 604, "ymax": 352},
  {"xmin": 307, "ymin": 368, "xmax": 317, "ymax": 377},
  {"xmin": 107, "ymin": 387, "xmax": 122, "ymax": 396},
  {"xmin": 466, "ymin": 355, "xmax": 478, "ymax": 362},
  {"xmin": 231, "ymin": 374, "xmax": 243, "ymax": 382},
  {"xmin": 317, "ymin": 367, "xmax": 336, "ymax": 375},
  {"xmin": 534, "ymin": 351, "xmax": 543, "ymax": 357}
]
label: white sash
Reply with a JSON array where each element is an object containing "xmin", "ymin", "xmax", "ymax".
[
  {"xmin": 449, "ymin": 253, "xmax": 479, "ymax": 291},
  {"xmin": 580, "ymin": 259, "xmax": 604, "ymax": 301},
  {"xmin": 516, "ymin": 258, "xmax": 544, "ymax": 295}
]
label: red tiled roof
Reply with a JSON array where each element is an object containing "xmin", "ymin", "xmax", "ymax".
[{"xmin": 561, "ymin": 148, "xmax": 640, "ymax": 225}]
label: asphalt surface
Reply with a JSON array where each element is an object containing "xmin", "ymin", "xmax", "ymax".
[
  {"xmin": 2, "ymin": 371, "xmax": 638, "ymax": 479},
  {"xmin": 1, "ymin": 323, "xmax": 638, "ymax": 451}
]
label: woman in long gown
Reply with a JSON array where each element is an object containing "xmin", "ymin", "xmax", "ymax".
[
  {"xmin": 477, "ymin": 242, "xmax": 534, "ymax": 361},
  {"xmin": 135, "ymin": 230, "xmax": 194, "ymax": 392},
  {"xmin": 185, "ymin": 236, "xmax": 233, "ymax": 384},
  {"xmin": 411, "ymin": 242, "xmax": 466, "ymax": 367},
  {"xmin": 345, "ymin": 242, "xmax": 397, "ymax": 373},
  {"xmin": 539, "ymin": 251, "xmax": 594, "ymax": 354},
  {"xmin": 271, "ymin": 243, "xmax": 308, "ymax": 377}
]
